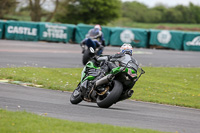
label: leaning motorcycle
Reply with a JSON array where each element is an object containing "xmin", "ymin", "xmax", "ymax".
[{"xmin": 70, "ymin": 54, "xmax": 145, "ymax": 108}]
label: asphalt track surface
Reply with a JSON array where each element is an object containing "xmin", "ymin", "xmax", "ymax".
[
  {"xmin": 1, "ymin": 40, "xmax": 200, "ymax": 68},
  {"xmin": 0, "ymin": 40, "xmax": 200, "ymax": 133}
]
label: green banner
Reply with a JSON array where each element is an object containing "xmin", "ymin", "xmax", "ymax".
[
  {"xmin": 149, "ymin": 29, "xmax": 184, "ymax": 50},
  {"xmin": 5, "ymin": 21, "xmax": 39, "ymax": 41},
  {"xmin": 109, "ymin": 27, "xmax": 148, "ymax": 48},
  {"xmin": 39, "ymin": 22, "xmax": 75, "ymax": 43},
  {"xmin": 0, "ymin": 20, "xmax": 5, "ymax": 39},
  {"xmin": 75, "ymin": 23, "xmax": 111, "ymax": 45},
  {"xmin": 183, "ymin": 32, "xmax": 200, "ymax": 51}
]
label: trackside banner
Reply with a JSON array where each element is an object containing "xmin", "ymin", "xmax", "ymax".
[
  {"xmin": 109, "ymin": 27, "xmax": 148, "ymax": 48},
  {"xmin": 39, "ymin": 22, "xmax": 75, "ymax": 43},
  {"xmin": 183, "ymin": 32, "xmax": 200, "ymax": 51},
  {"xmin": 0, "ymin": 20, "xmax": 5, "ymax": 39},
  {"xmin": 149, "ymin": 29, "xmax": 184, "ymax": 50},
  {"xmin": 5, "ymin": 21, "xmax": 39, "ymax": 41},
  {"xmin": 75, "ymin": 23, "xmax": 111, "ymax": 45}
]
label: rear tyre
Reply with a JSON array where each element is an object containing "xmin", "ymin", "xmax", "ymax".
[
  {"xmin": 97, "ymin": 80, "xmax": 123, "ymax": 108},
  {"xmin": 70, "ymin": 85, "xmax": 83, "ymax": 104},
  {"xmin": 82, "ymin": 49, "xmax": 90, "ymax": 65}
]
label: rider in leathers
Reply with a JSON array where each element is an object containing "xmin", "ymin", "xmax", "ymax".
[
  {"xmin": 80, "ymin": 24, "xmax": 105, "ymax": 56},
  {"xmin": 97, "ymin": 43, "xmax": 136, "ymax": 73}
]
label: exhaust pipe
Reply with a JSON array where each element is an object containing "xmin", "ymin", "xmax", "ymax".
[
  {"xmin": 127, "ymin": 90, "xmax": 134, "ymax": 97},
  {"xmin": 95, "ymin": 74, "xmax": 113, "ymax": 87},
  {"xmin": 118, "ymin": 90, "xmax": 134, "ymax": 101}
]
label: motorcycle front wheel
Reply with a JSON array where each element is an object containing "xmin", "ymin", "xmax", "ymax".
[
  {"xmin": 82, "ymin": 49, "xmax": 90, "ymax": 65},
  {"xmin": 96, "ymin": 80, "xmax": 123, "ymax": 108},
  {"xmin": 70, "ymin": 85, "xmax": 83, "ymax": 104}
]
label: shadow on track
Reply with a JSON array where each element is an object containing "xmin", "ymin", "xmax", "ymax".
[{"xmin": 76, "ymin": 103, "xmax": 132, "ymax": 111}]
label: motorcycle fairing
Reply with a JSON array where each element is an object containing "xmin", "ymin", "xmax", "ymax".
[{"xmin": 81, "ymin": 61, "xmax": 100, "ymax": 83}]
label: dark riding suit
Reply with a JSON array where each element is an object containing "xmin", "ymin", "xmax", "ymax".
[{"xmin": 80, "ymin": 28, "xmax": 105, "ymax": 55}]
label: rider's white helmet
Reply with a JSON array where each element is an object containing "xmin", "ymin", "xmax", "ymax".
[
  {"xmin": 94, "ymin": 24, "xmax": 102, "ymax": 31},
  {"xmin": 120, "ymin": 43, "xmax": 133, "ymax": 56}
]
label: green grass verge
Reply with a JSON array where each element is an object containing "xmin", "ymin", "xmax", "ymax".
[
  {"xmin": 0, "ymin": 109, "xmax": 168, "ymax": 133},
  {"xmin": 0, "ymin": 67, "xmax": 199, "ymax": 109},
  {"xmin": 107, "ymin": 19, "xmax": 200, "ymax": 30},
  {"xmin": 4, "ymin": 14, "xmax": 51, "ymax": 22}
]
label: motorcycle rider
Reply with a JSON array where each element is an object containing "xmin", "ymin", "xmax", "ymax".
[
  {"xmin": 80, "ymin": 24, "xmax": 105, "ymax": 55},
  {"xmin": 95, "ymin": 43, "xmax": 136, "ymax": 74}
]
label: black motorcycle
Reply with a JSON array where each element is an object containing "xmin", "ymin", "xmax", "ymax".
[
  {"xmin": 81, "ymin": 28, "xmax": 103, "ymax": 65},
  {"xmin": 81, "ymin": 38, "xmax": 97, "ymax": 65}
]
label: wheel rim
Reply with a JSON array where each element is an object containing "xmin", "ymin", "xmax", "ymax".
[{"xmin": 98, "ymin": 88, "xmax": 111, "ymax": 101}]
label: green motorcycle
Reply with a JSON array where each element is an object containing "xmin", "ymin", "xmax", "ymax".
[{"xmin": 70, "ymin": 54, "xmax": 145, "ymax": 108}]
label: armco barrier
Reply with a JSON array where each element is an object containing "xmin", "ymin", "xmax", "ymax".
[
  {"xmin": 0, "ymin": 20, "xmax": 5, "ymax": 39},
  {"xmin": 5, "ymin": 21, "xmax": 39, "ymax": 41},
  {"xmin": 149, "ymin": 29, "xmax": 184, "ymax": 50},
  {"xmin": 75, "ymin": 23, "xmax": 111, "ymax": 45},
  {"xmin": 183, "ymin": 32, "xmax": 200, "ymax": 51},
  {"xmin": 109, "ymin": 27, "xmax": 148, "ymax": 48},
  {"xmin": 39, "ymin": 22, "xmax": 75, "ymax": 43}
]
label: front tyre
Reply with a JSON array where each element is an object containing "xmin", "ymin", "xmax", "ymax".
[
  {"xmin": 82, "ymin": 49, "xmax": 90, "ymax": 65},
  {"xmin": 97, "ymin": 80, "xmax": 123, "ymax": 108},
  {"xmin": 70, "ymin": 86, "xmax": 83, "ymax": 104}
]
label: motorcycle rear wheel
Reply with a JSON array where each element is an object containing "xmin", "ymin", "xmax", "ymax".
[
  {"xmin": 70, "ymin": 85, "xmax": 83, "ymax": 104},
  {"xmin": 96, "ymin": 80, "xmax": 123, "ymax": 108}
]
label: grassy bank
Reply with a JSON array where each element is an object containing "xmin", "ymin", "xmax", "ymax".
[
  {"xmin": 0, "ymin": 109, "xmax": 167, "ymax": 133},
  {"xmin": 107, "ymin": 20, "xmax": 200, "ymax": 31},
  {"xmin": 0, "ymin": 67, "xmax": 199, "ymax": 109}
]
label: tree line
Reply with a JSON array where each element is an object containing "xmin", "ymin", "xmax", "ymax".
[{"xmin": 1, "ymin": 0, "xmax": 200, "ymax": 24}]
